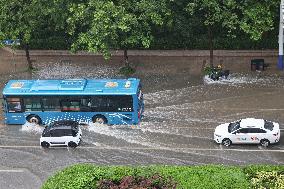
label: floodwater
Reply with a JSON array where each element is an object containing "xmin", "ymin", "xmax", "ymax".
[{"xmin": 0, "ymin": 62, "xmax": 284, "ymax": 188}]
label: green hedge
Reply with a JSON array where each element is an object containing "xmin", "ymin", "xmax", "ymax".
[{"xmin": 41, "ymin": 164, "xmax": 284, "ymax": 189}]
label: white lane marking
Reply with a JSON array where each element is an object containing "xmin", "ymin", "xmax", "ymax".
[
  {"xmin": 148, "ymin": 127, "xmax": 284, "ymax": 130},
  {"xmin": 0, "ymin": 145, "xmax": 283, "ymax": 152},
  {"xmin": 0, "ymin": 169, "xmax": 24, "ymax": 173},
  {"xmin": 220, "ymin": 108, "xmax": 284, "ymax": 111}
]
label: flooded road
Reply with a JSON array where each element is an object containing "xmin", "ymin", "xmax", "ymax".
[{"xmin": 0, "ymin": 62, "xmax": 284, "ymax": 188}]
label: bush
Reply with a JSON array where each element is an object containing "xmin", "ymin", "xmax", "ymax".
[
  {"xmin": 203, "ymin": 66, "xmax": 213, "ymax": 76},
  {"xmin": 96, "ymin": 174, "xmax": 177, "ymax": 189},
  {"xmin": 42, "ymin": 165, "xmax": 251, "ymax": 189},
  {"xmin": 250, "ymin": 171, "xmax": 284, "ymax": 189},
  {"xmin": 243, "ymin": 165, "xmax": 284, "ymax": 189},
  {"xmin": 119, "ymin": 66, "xmax": 136, "ymax": 76}
]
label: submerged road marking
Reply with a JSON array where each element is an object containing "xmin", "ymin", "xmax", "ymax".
[
  {"xmin": 0, "ymin": 145, "xmax": 283, "ymax": 152},
  {"xmin": 0, "ymin": 169, "xmax": 24, "ymax": 173}
]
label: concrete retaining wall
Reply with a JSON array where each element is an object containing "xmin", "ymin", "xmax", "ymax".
[{"xmin": 0, "ymin": 47, "xmax": 279, "ymax": 75}]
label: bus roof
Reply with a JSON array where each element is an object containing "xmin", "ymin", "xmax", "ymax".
[{"xmin": 2, "ymin": 78, "xmax": 141, "ymax": 96}]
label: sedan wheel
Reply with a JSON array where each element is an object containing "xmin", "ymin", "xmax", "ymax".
[
  {"xmin": 260, "ymin": 139, "xmax": 270, "ymax": 147},
  {"xmin": 222, "ymin": 138, "xmax": 232, "ymax": 147}
]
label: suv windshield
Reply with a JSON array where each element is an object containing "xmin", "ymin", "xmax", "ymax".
[
  {"xmin": 42, "ymin": 128, "xmax": 50, "ymax": 137},
  {"xmin": 228, "ymin": 121, "xmax": 240, "ymax": 133},
  {"xmin": 264, "ymin": 120, "xmax": 274, "ymax": 131}
]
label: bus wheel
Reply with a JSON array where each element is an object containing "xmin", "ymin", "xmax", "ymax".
[
  {"xmin": 27, "ymin": 115, "xmax": 42, "ymax": 125},
  {"xmin": 92, "ymin": 115, "xmax": 107, "ymax": 124}
]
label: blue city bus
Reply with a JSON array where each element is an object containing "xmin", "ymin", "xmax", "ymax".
[{"xmin": 2, "ymin": 78, "xmax": 144, "ymax": 125}]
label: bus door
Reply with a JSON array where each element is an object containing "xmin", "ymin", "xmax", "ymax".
[
  {"xmin": 2, "ymin": 97, "xmax": 7, "ymax": 124},
  {"xmin": 2, "ymin": 97, "xmax": 7, "ymax": 113}
]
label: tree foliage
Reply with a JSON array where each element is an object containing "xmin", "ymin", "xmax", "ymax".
[
  {"xmin": 68, "ymin": 0, "xmax": 172, "ymax": 60},
  {"xmin": 186, "ymin": 0, "xmax": 279, "ymax": 41},
  {"xmin": 0, "ymin": 0, "xmax": 54, "ymax": 68},
  {"xmin": 185, "ymin": 0, "xmax": 279, "ymax": 66},
  {"xmin": 239, "ymin": 0, "xmax": 279, "ymax": 40},
  {"xmin": 0, "ymin": 0, "xmax": 280, "ymax": 59}
]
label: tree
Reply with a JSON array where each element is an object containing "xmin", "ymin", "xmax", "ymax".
[
  {"xmin": 68, "ymin": 0, "xmax": 171, "ymax": 67},
  {"xmin": 186, "ymin": 0, "xmax": 278, "ymax": 68},
  {"xmin": 0, "ymin": 0, "xmax": 52, "ymax": 70},
  {"xmin": 186, "ymin": 0, "xmax": 239, "ymax": 67}
]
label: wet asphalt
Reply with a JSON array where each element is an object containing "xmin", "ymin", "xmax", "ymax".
[{"xmin": 0, "ymin": 63, "xmax": 283, "ymax": 189}]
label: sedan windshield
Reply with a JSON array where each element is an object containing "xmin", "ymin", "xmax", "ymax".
[{"xmin": 228, "ymin": 121, "xmax": 240, "ymax": 133}]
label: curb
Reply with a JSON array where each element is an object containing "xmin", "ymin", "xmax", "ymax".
[{"xmin": 1, "ymin": 47, "xmax": 278, "ymax": 57}]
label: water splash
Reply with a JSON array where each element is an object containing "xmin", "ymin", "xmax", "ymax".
[
  {"xmin": 20, "ymin": 122, "xmax": 44, "ymax": 133},
  {"xmin": 203, "ymin": 73, "xmax": 283, "ymax": 85}
]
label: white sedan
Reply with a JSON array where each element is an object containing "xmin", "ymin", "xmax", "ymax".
[{"xmin": 214, "ymin": 118, "xmax": 280, "ymax": 147}]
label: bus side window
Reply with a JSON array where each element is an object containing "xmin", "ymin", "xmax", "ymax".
[
  {"xmin": 24, "ymin": 98, "xmax": 42, "ymax": 111},
  {"xmin": 42, "ymin": 98, "xmax": 60, "ymax": 111},
  {"xmin": 61, "ymin": 99, "xmax": 80, "ymax": 112},
  {"xmin": 61, "ymin": 100, "xmax": 70, "ymax": 111},
  {"xmin": 80, "ymin": 98, "xmax": 92, "ymax": 112},
  {"xmin": 91, "ymin": 96, "xmax": 107, "ymax": 111},
  {"xmin": 70, "ymin": 101, "xmax": 80, "ymax": 111}
]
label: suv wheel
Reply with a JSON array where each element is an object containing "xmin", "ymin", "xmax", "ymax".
[
  {"xmin": 260, "ymin": 139, "xmax": 270, "ymax": 147},
  {"xmin": 68, "ymin": 141, "xmax": 77, "ymax": 148},
  {"xmin": 41, "ymin": 141, "xmax": 50, "ymax": 148},
  {"xmin": 222, "ymin": 138, "xmax": 232, "ymax": 147}
]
